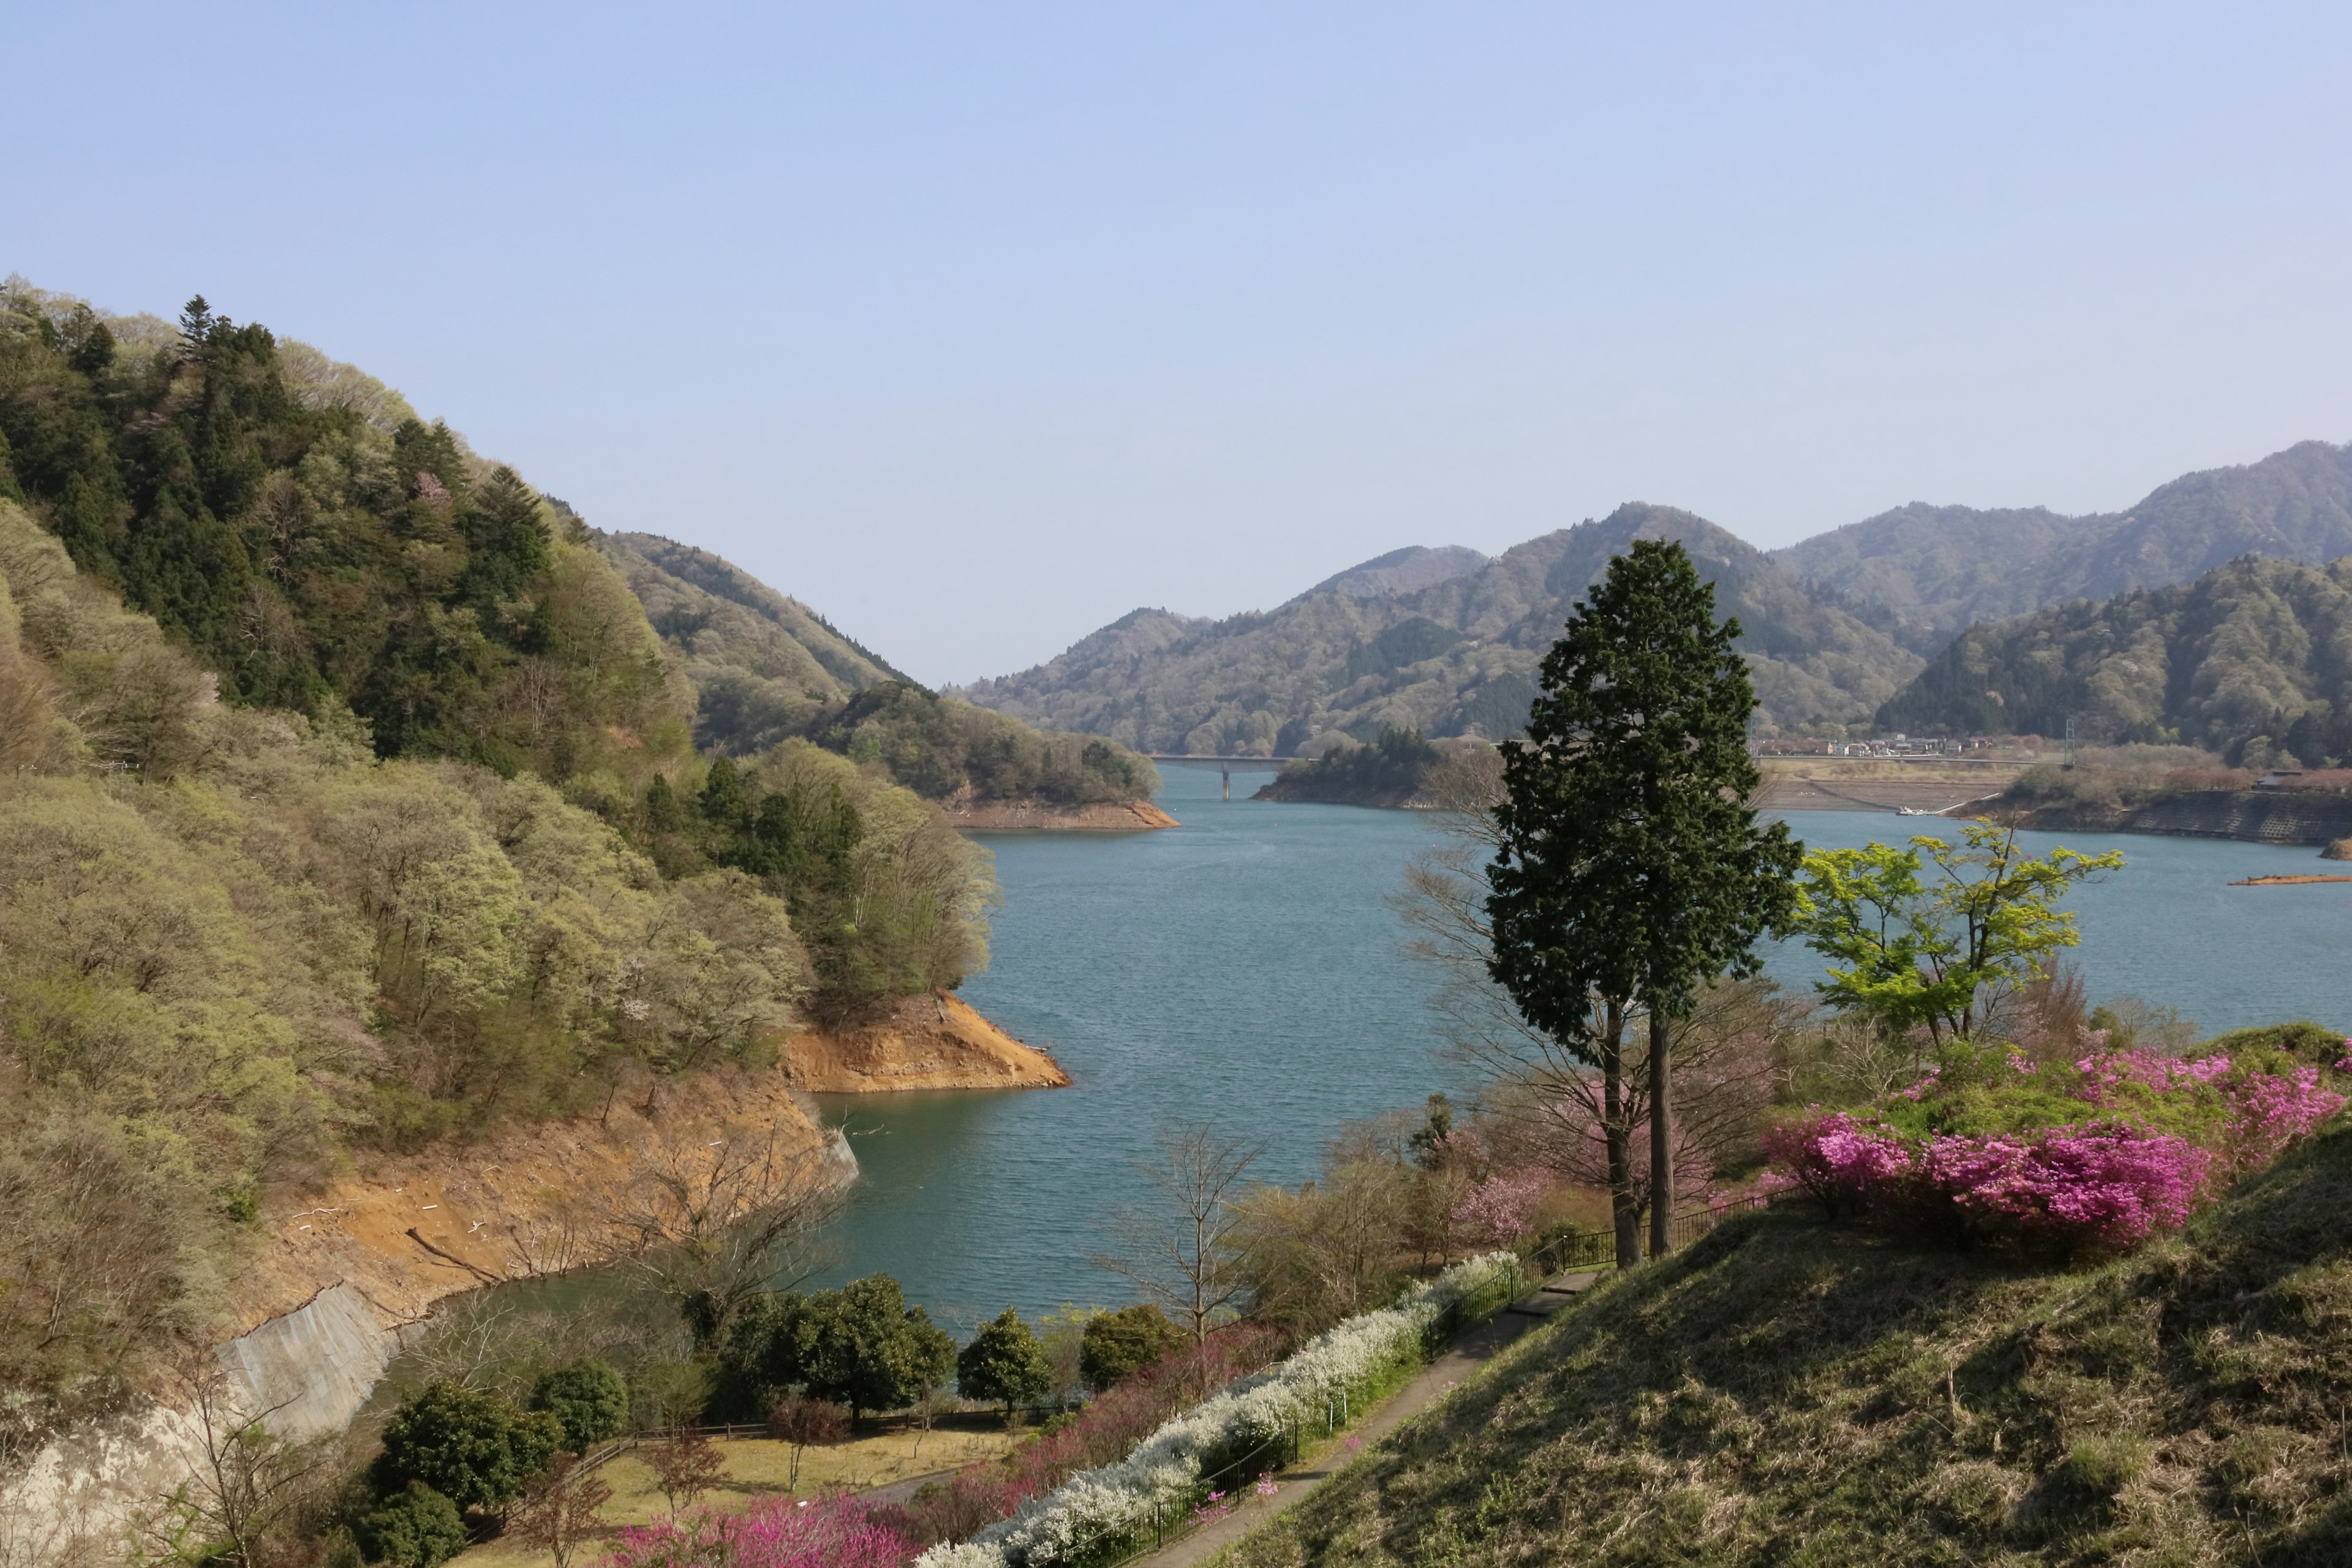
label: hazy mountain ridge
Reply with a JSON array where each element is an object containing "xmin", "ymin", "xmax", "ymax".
[
  {"xmin": 1773, "ymin": 439, "xmax": 2352, "ymax": 641},
  {"xmin": 1304, "ymin": 543, "xmax": 1490, "ymax": 601},
  {"xmin": 971, "ymin": 437, "xmax": 2352, "ymax": 756},
  {"xmin": 957, "ymin": 503, "xmax": 1923, "ymax": 753}
]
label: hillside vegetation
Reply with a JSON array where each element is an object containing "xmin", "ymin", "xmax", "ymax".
[
  {"xmin": 1879, "ymin": 554, "xmax": 2352, "ymax": 767},
  {"xmin": 602, "ymin": 530, "xmax": 1158, "ymax": 807},
  {"xmin": 1776, "ymin": 439, "xmax": 2352, "ymax": 648},
  {"xmin": 0, "ymin": 291, "xmax": 1000, "ymax": 1446},
  {"xmin": 0, "ymin": 281, "xmax": 688, "ymax": 781},
  {"xmin": 957, "ymin": 504, "xmax": 1923, "ymax": 753},
  {"xmin": 1226, "ymin": 1118, "xmax": 2352, "ymax": 1568}
]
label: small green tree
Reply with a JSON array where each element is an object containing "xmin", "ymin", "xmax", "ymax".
[
  {"xmin": 1789, "ymin": 823, "xmax": 2124, "ymax": 1045},
  {"xmin": 957, "ymin": 1308, "xmax": 1052, "ymax": 1421},
  {"xmin": 353, "ymin": 1482, "xmax": 467, "ymax": 1568},
  {"xmin": 528, "ymin": 1360, "xmax": 631, "ymax": 1452},
  {"xmin": 372, "ymin": 1380, "xmax": 564, "ymax": 1515},
  {"xmin": 1079, "ymin": 1304, "xmax": 1186, "ymax": 1391}
]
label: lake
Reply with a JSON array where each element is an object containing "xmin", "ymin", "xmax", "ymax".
[{"xmin": 809, "ymin": 762, "xmax": 2352, "ymax": 1330}]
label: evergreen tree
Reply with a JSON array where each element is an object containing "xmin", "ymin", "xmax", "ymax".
[
  {"xmin": 372, "ymin": 1380, "xmax": 564, "ymax": 1513},
  {"xmin": 527, "ymin": 1360, "xmax": 631, "ymax": 1452},
  {"xmin": 958, "ymin": 1307, "xmax": 1053, "ymax": 1419},
  {"xmin": 1487, "ymin": 540, "xmax": 1798, "ymax": 1263}
]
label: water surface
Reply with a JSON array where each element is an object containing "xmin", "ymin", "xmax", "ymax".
[{"xmin": 813, "ymin": 766, "xmax": 2352, "ymax": 1329}]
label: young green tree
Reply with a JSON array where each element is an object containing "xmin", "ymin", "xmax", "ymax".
[
  {"xmin": 1789, "ymin": 823, "xmax": 2125, "ymax": 1046},
  {"xmin": 1486, "ymin": 540, "xmax": 1799, "ymax": 1263},
  {"xmin": 744, "ymin": 1275, "xmax": 958, "ymax": 1420},
  {"xmin": 957, "ymin": 1308, "xmax": 1054, "ymax": 1422}
]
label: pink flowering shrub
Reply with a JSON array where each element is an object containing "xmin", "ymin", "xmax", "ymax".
[
  {"xmin": 605, "ymin": 1494, "xmax": 918, "ymax": 1568},
  {"xmin": 1919, "ymin": 1125, "xmax": 2208, "ymax": 1249},
  {"xmin": 1767, "ymin": 1041, "xmax": 2344, "ymax": 1253},
  {"xmin": 1450, "ymin": 1169, "xmax": 1550, "ymax": 1245}
]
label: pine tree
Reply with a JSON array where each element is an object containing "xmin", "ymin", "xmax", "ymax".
[{"xmin": 1486, "ymin": 539, "xmax": 1798, "ymax": 1264}]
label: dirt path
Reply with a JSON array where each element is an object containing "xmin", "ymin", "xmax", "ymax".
[{"xmin": 1126, "ymin": 1273, "xmax": 1599, "ymax": 1567}]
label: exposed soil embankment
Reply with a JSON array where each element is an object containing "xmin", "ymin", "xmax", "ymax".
[
  {"xmin": 786, "ymin": 990, "xmax": 1071, "ymax": 1091},
  {"xmin": 1980, "ymin": 788, "xmax": 2352, "ymax": 845},
  {"xmin": 940, "ymin": 793, "xmax": 1178, "ymax": 830},
  {"xmin": 232, "ymin": 1066, "xmax": 842, "ymax": 1343}
]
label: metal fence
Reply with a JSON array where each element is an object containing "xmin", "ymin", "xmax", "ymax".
[{"xmin": 1529, "ymin": 1193, "xmax": 1771, "ymax": 1274}]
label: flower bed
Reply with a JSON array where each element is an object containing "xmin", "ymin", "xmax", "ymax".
[
  {"xmin": 914, "ymin": 1253, "xmax": 1523, "ymax": 1568},
  {"xmin": 1766, "ymin": 1043, "xmax": 2344, "ymax": 1251}
]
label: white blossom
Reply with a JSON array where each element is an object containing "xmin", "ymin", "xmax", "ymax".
[{"xmin": 914, "ymin": 1253, "xmax": 1518, "ymax": 1567}]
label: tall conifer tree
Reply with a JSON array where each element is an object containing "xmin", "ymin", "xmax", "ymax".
[{"xmin": 1487, "ymin": 539, "xmax": 1798, "ymax": 1262}]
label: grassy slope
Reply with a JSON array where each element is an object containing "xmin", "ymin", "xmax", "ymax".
[{"xmin": 1224, "ymin": 1123, "xmax": 2352, "ymax": 1567}]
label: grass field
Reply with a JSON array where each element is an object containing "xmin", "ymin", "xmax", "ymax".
[{"xmin": 451, "ymin": 1425, "xmax": 1015, "ymax": 1566}]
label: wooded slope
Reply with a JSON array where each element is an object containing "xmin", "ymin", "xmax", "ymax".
[{"xmin": 1879, "ymin": 554, "xmax": 2352, "ymax": 767}]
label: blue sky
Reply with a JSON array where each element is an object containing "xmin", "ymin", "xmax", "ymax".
[{"xmin": 10, "ymin": 4, "xmax": 2351, "ymax": 683}]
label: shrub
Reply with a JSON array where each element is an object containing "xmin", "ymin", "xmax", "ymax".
[
  {"xmin": 1079, "ymin": 1306, "xmax": 1185, "ymax": 1392},
  {"xmin": 1767, "ymin": 1044, "xmax": 2345, "ymax": 1250},
  {"xmin": 529, "ymin": 1359, "xmax": 631, "ymax": 1451},
  {"xmin": 373, "ymin": 1379, "xmax": 564, "ymax": 1513},
  {"xmin": 606, "ymin": 1493, "xmax": 918, "ymax": 1568},
  {"xmin": 353, "ymin": 1482, "xmax": 468, "ymax": 1568}
]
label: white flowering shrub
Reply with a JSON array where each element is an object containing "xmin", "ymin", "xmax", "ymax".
[{"xmin": 916, "ymin": 1253, "xmax": 1521, "ymax": 1568}]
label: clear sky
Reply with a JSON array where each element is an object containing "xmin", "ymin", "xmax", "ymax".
[{"xmin": 10, "ymin": 3, "xmax": 2351, "ymax": 684}]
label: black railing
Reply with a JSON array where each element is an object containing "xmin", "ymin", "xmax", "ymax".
[{"xmin": 1529, "ymin": 1194, "xmax": 1771, "ymax": 1273}]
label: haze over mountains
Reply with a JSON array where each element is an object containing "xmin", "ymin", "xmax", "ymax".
[{"xmin": 957, "ymin": 438, "xmax": 2352, "ymax": 755}]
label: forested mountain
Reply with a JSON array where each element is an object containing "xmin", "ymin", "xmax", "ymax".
[
  {"xmin": 1877, "ymin": 553, "xmax": 2352, "ymax": 767},
  {"xmin": 1775, "ymin": 439, "xmax": 2352, "ymax": 645},
  {"xmin": 603, "ymin": 530, "xmax": 1158, "ymax": 807},
  {"xmin": 957, "ymin": 504, "xmax": 1922, "ymax": 752},
  {"xmin": 0, "ymin": 279, "xmax": 691, "ymax": 782}
]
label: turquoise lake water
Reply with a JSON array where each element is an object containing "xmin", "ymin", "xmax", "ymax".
[{"xmin": 809, "ymin": 763, "xmax": 2352, "ymax": 1331}]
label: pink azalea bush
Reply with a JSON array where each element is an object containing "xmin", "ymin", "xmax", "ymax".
[
  {"xmin": 605, "ymin": 1494, "xmax": 918, "ymax": 1568},
  {"xmin": 1768, "ymin": 1042, "xmax": 2344, "ymax": 1253}
]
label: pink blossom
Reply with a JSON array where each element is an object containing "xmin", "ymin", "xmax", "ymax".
[
  {"xmin": 1451, "ymin": 1169, "xmax": 1549, "ymax": 1245},
  {"xmin": 604, "ymin": 1494, "xmax": 916, "ymax": 1568},
  {"xmin": 1920, "ymin": 1125, "xmax": 2208, "ymax": 1249}
]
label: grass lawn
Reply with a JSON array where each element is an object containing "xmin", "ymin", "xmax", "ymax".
[{"xmin": 451, "ymin": 1425, "xmax": 1014, "ymax": 1566}]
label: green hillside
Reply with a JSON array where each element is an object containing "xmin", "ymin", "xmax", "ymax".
[
  {"xmin": 1877, "ymin": 554, "xmax": 2352, "ymax": 767},
  {"xmin": 602, "ymin": 530, "xmax": 1159, "ymax": 806},
  {"xmin": 0, "ymin": 281, "xmax": 689, "ymax": 782},
  {"xmin": 1228, "ymin": 1120, "xmax": 2352, "ymax": 1567},
  {"xmin": 1776, "ymin": 439, "xmax": 2352, "ymax": 647},
  {"xmin": 957, "ymin": 503, "xmax": 1923, "ymax": 752}
]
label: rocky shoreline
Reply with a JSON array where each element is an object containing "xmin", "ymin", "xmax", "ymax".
[{"xmin": 1978, "ymin": 788, "xmax": 2352, "ymax": 846}]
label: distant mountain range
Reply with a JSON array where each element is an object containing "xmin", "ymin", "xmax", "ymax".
[
  {"xmin": 958, "ymin": 437, "xmax": 2352, "ymax": 755},
  {"xmin": 955, "ymin": 504, "xmax": 1923, "ymax": 750}
]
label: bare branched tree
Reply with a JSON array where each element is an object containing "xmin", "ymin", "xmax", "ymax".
[
  {"xmin": 134, "ymin": 1363, "xmax": 339, "ymax": 1568},
  {"xmin": 1090, "ymin": 1124, "xmax": 1265, "ymax": 1342},
  {"xmin": 603, "ymin": 1118, "xmax": 845, "ymax": 1344}
]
